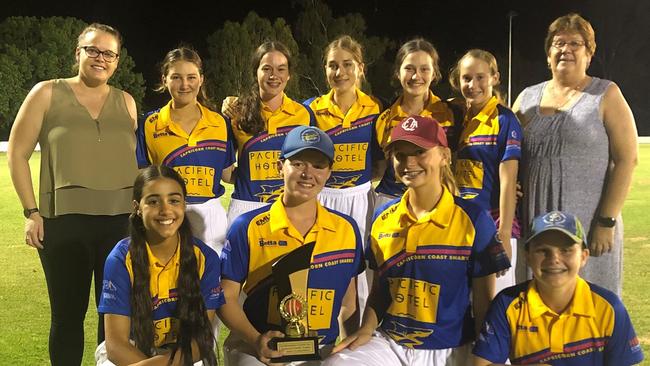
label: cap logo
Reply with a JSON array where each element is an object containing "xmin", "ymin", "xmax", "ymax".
[
  {"xmin": 401, "ymin": 117, "xmax": 418, "ymax": 131},
  {"xmin": 543, "ymin": 211, "xmax": 566, "ymax": 225},
  {"xmin": 300, "ymin": 128, "xmax": 320, "ymax": 143}
]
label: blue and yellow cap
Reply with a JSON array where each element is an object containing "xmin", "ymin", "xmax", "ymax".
[
  {"xmin": 526, "ymin": 211, "xmax": 587, "ymax": 248},
  {"xmin": 281, "ymin": 126, "xmax": 334, "ymax": 163}
]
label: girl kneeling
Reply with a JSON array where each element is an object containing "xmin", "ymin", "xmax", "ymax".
[
  {"xmin": 327, "ymin": 116, "xmax": 510, "ymax": 366},
  {"xmin": 97, "ymin": 165, "xmax": 222, "ymax": 365}
]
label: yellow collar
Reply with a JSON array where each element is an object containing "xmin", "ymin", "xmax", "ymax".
[
  {"xmin": 154, "ymin": 101, "xmax": 221, "ymax": 132},
  {"xmin": 397, "ymin": 187, "xmax": 455, "ymax": 228},
  {"xmin": 262, "ymin": 94, "xmax": 298, "ymax": 116},
  {"xmin": 394, "ymin": 91, "xmax": 442, "ymax": 118},
  {"xmin": 145, "ymin": 239, "xmax": 181, "ymax": 268},
  {"xmin": 527, "ymin": 277, "xmax": 596, "ymax": 319},
  {"xmin": 466, "ymin": 96, "xmax": 499, "ymax": 125},
  {"xmin": 269, "ymin": 195, "xmax": 336, "ymax": 239}
]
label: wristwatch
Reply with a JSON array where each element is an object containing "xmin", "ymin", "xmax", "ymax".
[
  {"xmin": 596, "ymin": 216, "xmax": 616, "ymax": 228},
  {"xmin": 23, "ymin": 207, "xmax": 39, "ymax": 218}
]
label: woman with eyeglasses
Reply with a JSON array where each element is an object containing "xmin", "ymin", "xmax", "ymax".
[
  {"xmin": 513, "ymin": 13, "xmax": 638, "ymax": 296},
  {"xmin": 7, "ymin": 23, "xmax": 138, "ymax": 365}
]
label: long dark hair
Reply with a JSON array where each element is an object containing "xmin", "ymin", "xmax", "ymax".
[
  {"xmin": 236, "ymin": 41, "xmax": 293, "ymax": 135},
  {"xmin": 129, "ymin": 165, "xmax": 217, "ymax": 365}
]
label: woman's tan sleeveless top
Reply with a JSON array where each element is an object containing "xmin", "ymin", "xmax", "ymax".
[{"xmin": 38, "ymin": 79, "xmax": 138, "ymax": 217}]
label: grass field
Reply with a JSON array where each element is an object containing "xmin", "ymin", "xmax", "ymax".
[{"xmin": 0, "ymin": 148, "xmax": 648, "ymax": 365}]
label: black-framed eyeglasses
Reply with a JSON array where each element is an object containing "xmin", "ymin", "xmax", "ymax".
[
  {"xmin": 551, "ymin": 40, "xmax": 586, "ymax": 50},
  {"xmin": 80, "ymin": 46, "xmax": 119, "ymax": 63}
]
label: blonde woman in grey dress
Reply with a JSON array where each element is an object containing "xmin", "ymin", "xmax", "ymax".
[{"xmin": 513, "ymin": 13, "xmax": 638, "ymax": 296}]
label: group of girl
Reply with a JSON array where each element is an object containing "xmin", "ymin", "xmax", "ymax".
[{"xmin": 10, "ymin": 12, "xmax": 637, "ymax": 366}]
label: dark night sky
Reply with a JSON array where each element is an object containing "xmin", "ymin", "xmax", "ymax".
[{"xmin": 3, "ymin": 0, "xmax": 648, "ymax": 132}]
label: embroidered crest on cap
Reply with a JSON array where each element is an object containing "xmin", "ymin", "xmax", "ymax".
[
  {"xmin": 543, "ymin": 211, "xmax": 566, "ymax": 225},
  {"xmin": 401, "ymin": 117, "xmax": 418, "ymax": 131}
]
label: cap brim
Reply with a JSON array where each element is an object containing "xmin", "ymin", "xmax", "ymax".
[
  {"xmin": 282, "ymin": 147, "xmax": 333, "ymax": 162},
  {"xmin": 384, "ymin": 136, "xmax": 438, "ymax": 152},
  {"xmin": 525, "ymin": 227, "xmax": 586, "ymax": 248}
]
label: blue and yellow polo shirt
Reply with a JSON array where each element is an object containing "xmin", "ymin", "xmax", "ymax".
[
  {"xmin": 306, "ymin": 88, "xmax": 382, "ymax": 189},
  {"xmin": 473, "ymin": 278, "xmax": 644, "ymax": 365},
  {"xmin": 221, "ymin": 196, "xmax": 364, "ymax": 344},
  {"xmin": 455, "ymin": 96, "xmax": 522, "ymax": 218},
  {"xmin": 374, "ymin": 92, "xmax": 458, "ymax": 197},
  {"xmin": 231, "ymin": 94, "xmax": 314, "ymax": 203},
  {"xmin": 99, "ymin": 237, "xmax": 224, "ymax": 348},
  {"xmin": 369, "ymin": 188, "xmax": 510, "ymax": 349},
  {"xmin": 136, "ymin": 101, "xmax": 236, "ymax": 204}
]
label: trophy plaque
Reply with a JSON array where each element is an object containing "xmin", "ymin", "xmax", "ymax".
[{"xmin": 269, "ymin": 242, "xmax": 320, "ymax": 362}]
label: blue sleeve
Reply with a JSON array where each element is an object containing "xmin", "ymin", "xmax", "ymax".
[
  {"xmin": 472, "ymin": 292, "xmax": 512, "ymax": 363},
  {"xmin": 135, "ymin": 115, "xmax": 151, "ymax": 169},
  {"xmin": 224, "ymin": 115, "xmax": 237, "ymax": 168},
  {"xmin": 497, "ymin": 106, "xmax": 522, "ymax": 162},
  {"xmin": 199, "ymin": 241, "xmax": 225, "ymax": 310},
  {"xmin": 470, "ymin": 209, "xmax": 511, "ymax": 277},
  {"xmin": 98, "ymin": 244, "xmax": 132, "ymax": 316},
  {"xmin": 604, "ymin": 297, "xmax": 645, "ymax": 365},
  {"xmin": 220, "ymin": 215, "xmax": 251, "ymax": 283},
  {"xmin": 370, "ymin": 115, "xmax": 385, "ymax": 162}
]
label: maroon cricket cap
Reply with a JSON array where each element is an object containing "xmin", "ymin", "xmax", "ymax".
[{"xmin": 384, "ymin": 115, "xmax": 448, "ymax": 151}]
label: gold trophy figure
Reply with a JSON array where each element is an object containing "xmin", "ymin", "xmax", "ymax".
[{"xmin": 270, "ymin": 243, "xmax": 320, "ymax": 362}]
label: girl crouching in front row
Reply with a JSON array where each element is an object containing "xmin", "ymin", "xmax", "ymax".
[{"xmin": 96, "ymin": 165, "xmax": 222, "ymax": 365}]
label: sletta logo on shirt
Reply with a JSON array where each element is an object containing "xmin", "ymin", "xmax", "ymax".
[
  {"xmin": 378, "ymin": 232, "xmax": 401, "ymax": 239},
  {"xmin": 153, "ymin": 131, "xmax": 170, "ymax": 138},
  {"xmin": 258, "ymin": 238, "xmax": 288, "ymax": 247},
  {"xmin": 516, "ymin": 325, "xmax": 539, "ymax": 332},
  {"xmin": 401, "ymin": 117, "xmax": 418, "ymax": 131}
]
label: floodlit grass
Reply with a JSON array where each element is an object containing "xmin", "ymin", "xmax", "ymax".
[
  {"xmin": 622, "ymin": 144, "xmax": 650, "ymax": 363},
  {"xmin": 1, "ymin": 148, "xmax": 648, "ymax": 365}
]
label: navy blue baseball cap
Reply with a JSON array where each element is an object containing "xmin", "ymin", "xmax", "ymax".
[
  {"xmin": 280, "ymin": 126, "xmax": 334, "ymax": 163},
  {"xmin": 526, "ymin": 211, "xmax": 588, "ymax": 248}
]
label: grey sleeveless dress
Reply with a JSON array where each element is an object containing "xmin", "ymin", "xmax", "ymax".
[{"xmin": 518, "ymin": 77, "xmax": 623, "ymax": 296}]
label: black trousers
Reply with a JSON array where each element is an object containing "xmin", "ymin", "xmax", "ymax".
[{"xmin": 38, "ymin": 214, "xmax": 128, "ymax": 366}]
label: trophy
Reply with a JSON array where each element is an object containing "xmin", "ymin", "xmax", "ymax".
[{"xmin": 269, "ymin": 242, "xmax": 320, "ymax": 363}]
